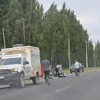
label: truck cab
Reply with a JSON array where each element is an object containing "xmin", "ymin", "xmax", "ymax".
[{"xmin": 0, "ymin": 46, "xmax": 41, "ymax": 88}]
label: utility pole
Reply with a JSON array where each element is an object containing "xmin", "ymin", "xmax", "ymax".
[
  {"xmin": 23, "ymin": 18, "xmax": 25, "ymax": 45},
  {"xmin": 94, "ymin": 42, "xmax": 97, "ymax": 67},
  {"xmin": 94, "ymin": 50, "xmax": 96, "ymax": 67},
  {"xmin": 68, "ymin": 38, "xmax": 71, "ymax": 69},
  {"xmin": 2, "ymin": 28, "xmax": 6, "ymax": 48},
  {"xmin": 86, "ymin": 41, "xmax": 88, "ymax": 68}
]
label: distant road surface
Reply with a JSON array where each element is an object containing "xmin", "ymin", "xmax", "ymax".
[{"xmin": 0, "ymin": 71, "xmax": 100, "ymax": 100}]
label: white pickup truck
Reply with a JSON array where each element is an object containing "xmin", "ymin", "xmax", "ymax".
[{"xmin": 0, "ymin": 46, "xmax": 41, "ymax": 88}]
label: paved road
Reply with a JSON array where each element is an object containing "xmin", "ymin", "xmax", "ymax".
[{"xmin": 0, "ymin": 71, "xmax": 100, "ymax": 100}]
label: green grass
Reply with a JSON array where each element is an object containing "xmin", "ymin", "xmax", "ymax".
[
  {"xmin": 60, "ymin": 67, "xmax": 100, "ymax": 74},
  {"xmin": 85, "ymin": 67, "xmax": 100, "ymax": 72}
]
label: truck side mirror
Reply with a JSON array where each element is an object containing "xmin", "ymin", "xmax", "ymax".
[{"xmin": 23, "ymin": 61, "xmax": 29, "ymax": 65}]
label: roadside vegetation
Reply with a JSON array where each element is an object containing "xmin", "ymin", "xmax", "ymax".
[
  {"xmin": 61, "ymin": 67, "xmax": 100, "ymax": 74},
  {"xmin": 0, "ymin": 0, "xmax": 99, "ymax": 69}
]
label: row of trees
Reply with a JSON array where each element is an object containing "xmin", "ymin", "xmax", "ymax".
[
  {"xmin": 0, "ymin": 0, "xmax": 95, "ymax": 68},
  {"xmin": 94, "ymin": 41, "xmax": 100, "ymax": 67}
]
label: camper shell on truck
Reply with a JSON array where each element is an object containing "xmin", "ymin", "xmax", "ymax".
[{"xmin": 0, "ymin": 46, "xmax": 41, "ymax": 87}]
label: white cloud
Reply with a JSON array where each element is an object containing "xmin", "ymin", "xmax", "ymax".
[{"xmin": 77, "ymin": 15, "xmax": 95, "ymax": 25}]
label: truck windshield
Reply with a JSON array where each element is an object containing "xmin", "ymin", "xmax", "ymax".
[{"xmin": 2, "ymin": 57, "xmax": 21, "ymax": 65}]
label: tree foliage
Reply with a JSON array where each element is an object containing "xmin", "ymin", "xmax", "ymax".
[
  {"xmin": 95, "ymin": 41, "xmax": 100, "ymax": 67},
  {"xmin": 0, "ymin": 1, "xmax": 94, "ymax": 68}
]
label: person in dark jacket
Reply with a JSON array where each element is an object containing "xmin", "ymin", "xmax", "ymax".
[{"xmin": 42, "ymin": 59, "xmax": 51, "ymax": 85}]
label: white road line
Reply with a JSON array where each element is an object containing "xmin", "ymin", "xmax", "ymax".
[
  {"xmin": 0, "ymin": 85, "xmax": 10, "ymax": 89},
  {"xmin": 55, "ymin": 86, "xmax": 70, "ymax": 93}
]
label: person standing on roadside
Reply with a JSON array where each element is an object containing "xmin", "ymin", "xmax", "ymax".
[
  {"xmin": 42, "ymin": 59, "xmax": 51, "ymax": 85},
  {"xmin": 75, "ymin": 60, "xmax": 80, "ymax": 76}
]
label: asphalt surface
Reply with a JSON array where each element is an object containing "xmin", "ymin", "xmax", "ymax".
[{"xmin": 0, "ymin": 71, "xmax": 100, "ymax": 100}]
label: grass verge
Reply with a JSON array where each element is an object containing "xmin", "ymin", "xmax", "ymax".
[
  {"xmin": 61, "ymin": 67, "xmax": 100, "ymax": 74},
  {"xmin": 85, "ymin": 67, "xmax": 100, "ymax": 72}
]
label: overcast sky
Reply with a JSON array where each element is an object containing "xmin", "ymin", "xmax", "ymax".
[{"xmin": 38, "ymin": 0, "xmax": 100, "ymax": 45}]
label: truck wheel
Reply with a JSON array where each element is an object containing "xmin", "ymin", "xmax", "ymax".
[
  {"xmin": 32, "ymin": 72, "xmax": 39, "ymax": 84},
  {"xmin": 32, "ymin": 77, "xmax": 37, "ymax": 84},
  {"xmin": 18, "ymin": 73, "xmax": 25, "ymax": 88}
]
